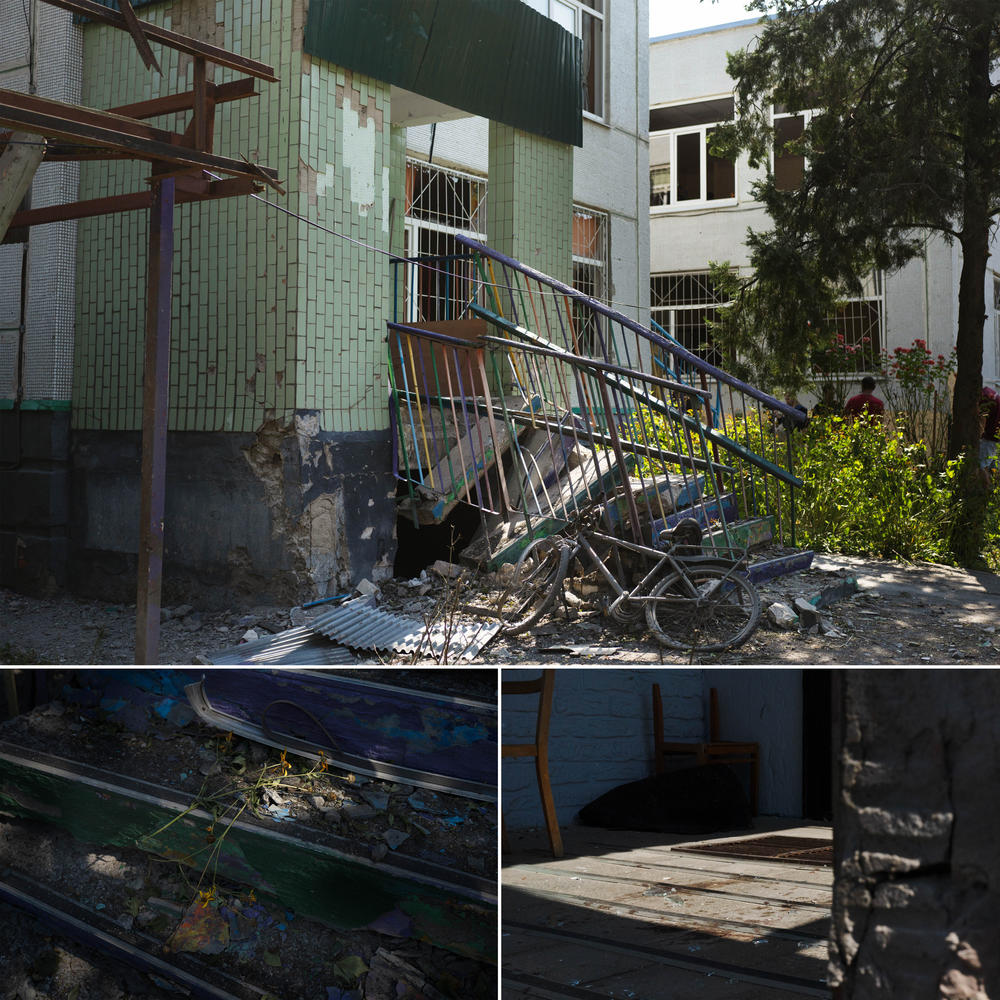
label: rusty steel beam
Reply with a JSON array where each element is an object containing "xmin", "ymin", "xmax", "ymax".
[
  {"xmin": 116, "ymin": 0, "xmax": 162, "ymax": 75},
  {"xmin": 1, "ymin": 90, "xmax": 180, "ymax": 147},
  {"xmin": 1, "ymin": 175, "xmax": 260, "ymax": 241},
  {"xmin": 135, "ymin": 177, "xmax": 174, "ymax": 665},
  {"xmin": 0, "ymin": 89, "xmax": 282, "ymax": 189},
  {"xmin": 108, "ymin": 77, "xmax": 256, "ymax": 120},
  {"xmin": 40, "ymin": 0, "xmax": 277, "ymax": 82}
]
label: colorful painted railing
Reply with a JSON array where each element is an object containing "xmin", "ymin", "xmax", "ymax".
[
  {"xmin": 454, "ymin": 235, "xmax": 804, "ymax": 547},
  {"xmin": 388, "ymin": 240, "xmax": 805, "ymax": 551},
  {"xmin": 388, "ymin": 317, "xmax": 732, "ymax": 552}
]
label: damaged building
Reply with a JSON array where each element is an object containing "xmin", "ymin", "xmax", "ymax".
[{"xmin": 0, "ymin": 0, "xmax": 650, "ymax": 608}]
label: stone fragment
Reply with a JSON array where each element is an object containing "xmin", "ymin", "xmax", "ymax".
[
  {"xmin": 430, "ymin": 559, "xmax": 464, "ymax": 579},
  {"xmin": 767, "ymin": 602, "xmax": 798, "ymax": 628},
  {"xmin": 793, "ymin": 597, "xmax": 821, "ymax": 629},
  {"xmin": 355, "ymin": 578, "xmax": 379, "ymax": 598}
]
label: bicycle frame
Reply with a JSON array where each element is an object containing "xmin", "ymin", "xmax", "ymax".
[{"xmin": 572, "ymin": 527, "xmax": 751, "ymax": 616}]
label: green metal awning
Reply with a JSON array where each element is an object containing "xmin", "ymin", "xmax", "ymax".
[{"xmin": 304, "ymin": 0, "xmax": 583, "ymax": 147}]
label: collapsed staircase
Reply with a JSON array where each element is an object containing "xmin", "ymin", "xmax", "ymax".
[{"xmin": 389, "ymin": 237, "xmax": 812, "ymax": 585}]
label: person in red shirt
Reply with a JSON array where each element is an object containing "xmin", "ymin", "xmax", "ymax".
[
  {"xmin": 844, "ymin": 376, "xmax": 885, "ymax": 420},
  {"xmin": 981, "ymin": 385, "xmax": 1000, "ymax": 441},
  {"xmin": 980, "ymin": 385, "xmax": 1000, "ymax": 473}
]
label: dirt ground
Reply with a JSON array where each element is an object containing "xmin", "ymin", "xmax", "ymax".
[{"xmin": 3, "ymin": 550, "xmax": 1000, "ymax": 665}]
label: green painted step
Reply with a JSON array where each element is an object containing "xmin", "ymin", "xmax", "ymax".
[{"xmin": 0, "ymin": 744, "xmax": 496, "ymax": 962}]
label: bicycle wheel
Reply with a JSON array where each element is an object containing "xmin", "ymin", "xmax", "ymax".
[
  {"xmin": 645, "ymin": 565, "xmax": 761, "ymax": 653},
  {"xmin": 496, "ymin": 537, "xmax": 570, "ymax": 635}
]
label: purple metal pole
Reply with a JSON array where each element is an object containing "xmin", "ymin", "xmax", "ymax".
[{"xmin": 135, "ymin": 175, "xmax": 174, "ymax": 664}]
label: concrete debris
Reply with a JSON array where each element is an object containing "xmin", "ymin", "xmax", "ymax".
[
  {"xmin": 793, "ymin": 598, "xmax": 821, "ymax": 630},
  {"xmin": 354, "ymin": 578, "xmax": 380, "ymax": 598},
  {"xmin": 430, "ymin": 559, "xmax": 465, "ymax": 580},
  {"xmin": 767, "ymin": 602, "xmax": 798, "ymax": 629}
]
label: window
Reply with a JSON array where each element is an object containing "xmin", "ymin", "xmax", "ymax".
[
  {"xmin": 826, "ymin": 272, "xmax": 884, "ymax": 373},
  {"xmin": 404, "ymin": 159, "xmax": 488, "ymax": 322},
  {"xmin": 649, "ymin": 98, "xmax": 736, "ymax": 208},
  {"xmin": 523, "ymin": 0, "xmax": 605, "ymax": 119},
  {"xmin": 773, "ymin": 106, "xmax": 815, "ymax": 191},
  {"xmin": 650, "ymin": 271, "xmax": 727, "ymax": 367},
  {"xmin": 571, "ymin": 205, "xmax": 609, "ymax": 356}
]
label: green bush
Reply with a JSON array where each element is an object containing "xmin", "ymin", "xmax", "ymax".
[{"xmin": 795, "ymin": 415, "xmax": 959, "ymax": 562}]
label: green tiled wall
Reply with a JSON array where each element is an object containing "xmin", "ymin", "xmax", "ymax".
[
  {"xmin": 488, "ymin": 122, "xmax": 573, "ymax": 285},
  {"xmin": 73, "ymin": 0, "xmax": 393, "ymax": 435}
]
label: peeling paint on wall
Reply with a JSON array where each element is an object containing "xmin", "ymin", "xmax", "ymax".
[{"xmin": 343, "ymin": 96, "xmax": 377, "ymax": 215}]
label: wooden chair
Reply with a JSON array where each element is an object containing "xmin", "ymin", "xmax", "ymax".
[
  {"xmin": 502, "ymin": 669, "xmax": 563, "ymax": 858},
  {"xmin": 652, "ymin": 683, "xmax": 760, "ymax": 815}
]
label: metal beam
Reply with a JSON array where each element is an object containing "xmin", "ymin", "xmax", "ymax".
[
  {"xmin": 108, "ymin": 77, "xmax": 255, "ymax": 120},
  {"xmin": 1, "ymin": 175, "xmax": 259, "ymax": 240},
  {"xmin": 41, "ymin": 0, "xmax": 278, "ymax": 81},
  {"xmin": 116, "ymin": 0, "xmax": 162, "ymax": 75},
  {"xmin": 135, "ymin": 177, "xmax": 174, "ymax": 666},
  {"xmin": 0, "ymin": 89, "xmax": 282, "ymax": 189}
]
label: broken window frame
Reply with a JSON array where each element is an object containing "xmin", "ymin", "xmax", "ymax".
[
  {"xmin": 649, "ymin": 96, "xmax": 737, "ymax": 209},
  {"xmin": 521, "ymin": 0, "xmax": 606, "ymax": 120}
]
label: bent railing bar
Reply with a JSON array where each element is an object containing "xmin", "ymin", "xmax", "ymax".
[{"xmin": 460, "ymin": 234, "xmax": 806, "ymax": 426}]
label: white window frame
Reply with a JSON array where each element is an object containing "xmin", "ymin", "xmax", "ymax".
[
  {"xmin": 649, "ymin": 98, "xmax": 738, "ymax": 212},
  {"xmin": 523, "ymin": 0, "xmax": 606, "ymax": 122}
]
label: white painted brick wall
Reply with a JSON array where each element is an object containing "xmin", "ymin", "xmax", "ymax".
[
  {"xmin": 703, "ymin": 668, "xmax": 803, "ymax": 817},
  {"xmin": 502, "ymin": 668, "xmax": 702, "ymax": 828},
  {"xmin": 503, "ymin": 668, "xmax": 806, "ymax": 831}
]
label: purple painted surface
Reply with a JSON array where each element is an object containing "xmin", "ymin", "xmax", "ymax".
[{"xmin": 200, "ymin": 670, "xmax": 496, "ymax": 786}]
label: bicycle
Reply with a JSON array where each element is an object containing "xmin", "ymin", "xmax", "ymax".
[{"xmin": 494, "ymin": 504, "xmax": 761, "ymax": 653}]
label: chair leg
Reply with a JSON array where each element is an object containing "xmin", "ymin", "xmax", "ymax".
[{"xmin": 535, "ymin": 752, "xmax": 563, "ymax": 858}]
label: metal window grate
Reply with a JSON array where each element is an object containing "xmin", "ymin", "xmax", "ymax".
[{"xmin": 650, "ymin": 271, "xmax": 726, "ymax": 367}]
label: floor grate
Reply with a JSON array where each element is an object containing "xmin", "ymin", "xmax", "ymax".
[{"xmin": 673, "ymin": 834, "xmax": 833, "ymax": 866}]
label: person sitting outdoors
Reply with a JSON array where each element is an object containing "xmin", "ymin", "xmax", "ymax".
[{"xmin": 844, "ymin": 376, "xmax": 885, "ymax": 420}]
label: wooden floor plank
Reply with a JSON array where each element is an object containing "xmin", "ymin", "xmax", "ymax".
[{"xmin": 502, "ymin": 823, "xmax": 834, "ymax": 999}]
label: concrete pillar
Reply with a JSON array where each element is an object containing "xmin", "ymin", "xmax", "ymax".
[
  {"xmin": 488, "ymin": 122, "xmax": 574, "ymax": 285},
  {"xmin": 830, "ymin": 670, "xmax": 1000, "ymax": 998},
  {"xmin": 0, "ymin": 133, "xmax": 43, "ymax": 242}
]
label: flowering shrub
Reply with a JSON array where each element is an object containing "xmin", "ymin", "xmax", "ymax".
[
  {"xmin": 876, "ymin": 338, "xmax": 956, "ymax": 452},
  {"xmin": 810, "ymin": 331, "xmax": 871, "ymax": 411}
]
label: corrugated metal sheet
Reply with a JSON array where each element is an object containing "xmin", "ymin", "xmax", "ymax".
[
  {"xmin": 205, "ymin": 626, "xmax": 360, "ymax": 666},
  {"xmin": 304, "ymin": 0, "xmax": 583, "ymax": 147},
  {"xmin": 309, "ymin": 596, "xmax": 499, "ymax": 662}
]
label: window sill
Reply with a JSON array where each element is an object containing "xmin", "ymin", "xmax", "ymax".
[{"xmin": 650, "ymin": 198, "xmax": 741, "ymax": 214}]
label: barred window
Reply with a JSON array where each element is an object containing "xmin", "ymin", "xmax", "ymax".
[
  {"xmin": 571, "ymin": 205, "xmax": 609, "ymax": 357},
  {"xmin": 650, "ymin": 271, "xmax": 727, "ymax": 366},
  {"xmin": 828, "ymin": 272, "xmax": 884, "ymax": 373},
  {"xmin": 403, "ymin": 159, "xmax": 488, "ymax": 323}
]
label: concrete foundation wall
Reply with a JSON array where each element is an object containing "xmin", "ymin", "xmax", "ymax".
[
  {"xmin": 502, "ymin": 668, "xmax": 702, "ymax": 829},
  {"xmin": 0, "ymin": 410, "xmax": 72, "ymax": 595},
  {"xmin": 68, "ymin": 420, "xmax": 395, "ymax": 609},
  {"xmin": 830, "ymin": 670, "xmax": 1000, "ymax": 997}
]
